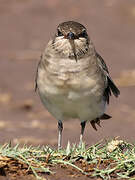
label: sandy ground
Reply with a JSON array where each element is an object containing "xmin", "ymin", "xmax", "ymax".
[{"xmin": 0, "ymin": 0, "xmax": 135, "ymax": 179}]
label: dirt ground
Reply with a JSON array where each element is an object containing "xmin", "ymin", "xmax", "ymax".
[{"xmin": 0, "ymin": 0, "xmax": 135, "ymax": 179}]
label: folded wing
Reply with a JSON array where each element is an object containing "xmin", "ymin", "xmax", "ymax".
[{"xmin": 96, "ymin": 52, "xmax": 120, "ymax": 104}]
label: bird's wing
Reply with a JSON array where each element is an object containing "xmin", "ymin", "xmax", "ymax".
[
  {"xmin": 35, "ymin": 54, "xmax": 42, "ymax": 92},
  {"xmin": 96, "ymin": 52, "xmax": 120, "ymax": 104}
]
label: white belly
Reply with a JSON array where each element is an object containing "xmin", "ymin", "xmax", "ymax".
[
  {"xmin": 38, "ymin": 87, "xmax": 106, "ymax": 122},
  {"xmin": 37, "ymin": 55, "xmax": 106, "ymax": 122}
]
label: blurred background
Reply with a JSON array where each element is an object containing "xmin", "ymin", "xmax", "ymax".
[{"xmin": 0, "ymin": 0, "xmax": 135, "ymax": 147}]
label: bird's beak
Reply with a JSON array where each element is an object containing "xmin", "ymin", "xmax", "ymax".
[
  {"xmin": 67, "ymin": 32, "xmax": 75, "ymax": 40},
  {"xmin": 67, "ymin": 32, "xmax": 77, "ymax": 62}
]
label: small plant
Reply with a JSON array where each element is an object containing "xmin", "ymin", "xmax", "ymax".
[{"xmin": 0, "ymin": 138, "xmax": 135, "ymax": 179}]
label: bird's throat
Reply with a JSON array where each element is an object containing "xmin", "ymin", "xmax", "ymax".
[{"xmin": 69, "ymin": 39, "xmax": 78, "ymax": 62}]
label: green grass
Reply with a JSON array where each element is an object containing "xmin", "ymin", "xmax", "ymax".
[{"xmin": 0, "ymin": 138, "xmax": 135, "ymax": 179}]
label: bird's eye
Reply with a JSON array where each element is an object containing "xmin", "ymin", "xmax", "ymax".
[
  {"xmin": 78, "ymin": 30, "xmax": 87, "ymax": 38},
  {"xmin": 57, "ymin": 29, "xmax": 63, "ymax": 36}
]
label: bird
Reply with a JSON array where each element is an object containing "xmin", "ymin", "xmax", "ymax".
[{"xmin": 35, "ymin": 21, "xmax": 120, "ymax": 149}]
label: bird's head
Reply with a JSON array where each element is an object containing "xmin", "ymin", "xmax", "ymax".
[{"xmin": 52, "ymin": 21, "xmax": 91, "ymax": 61}]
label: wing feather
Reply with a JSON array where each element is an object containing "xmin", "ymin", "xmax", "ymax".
[
  {"xmin": 35, "ymin": 55, "xmax": 42, "ymax": 92},
  {"xmin": 96, "ymin": 52, "xmax": 120, "ymax": 104}
]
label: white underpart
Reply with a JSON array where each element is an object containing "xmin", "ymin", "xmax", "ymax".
[{"xmin": 37, "ymin": 37, "xmax": 106, "ymax": 122}]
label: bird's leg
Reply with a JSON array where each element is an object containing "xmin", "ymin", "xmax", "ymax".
[
  {"xmin": 58, "ymin": 120, "xmax": 63, "ymax": 150},
  {"xmin": 79, "ymin": 121, "xmax": 86, "ymax": 145}
]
